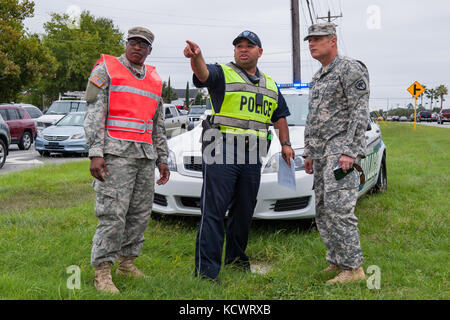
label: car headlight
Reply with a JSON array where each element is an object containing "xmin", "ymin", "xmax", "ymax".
[
  {"xmin": 168, "ymin": 150, "xmax": 177, "ymax": 171},
  {"xmin": 71, "ymin": 133, "xmax": 85, "ymax": 140},
  {"xmin": 37, "ymin": 130, "xmax": 43, "ymax": 138},
  {"xmin": 263, "ymin": 148, "xmax": 305, "ymax": 174}
]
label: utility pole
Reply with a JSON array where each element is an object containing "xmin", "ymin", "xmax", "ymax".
[
  {"xmin": 291, "ymin": 0, "xmax": 301, "ymax": 83},
  {"xmin": 317, "ymin": 10, "xmax": 343, "ymax": 22}
]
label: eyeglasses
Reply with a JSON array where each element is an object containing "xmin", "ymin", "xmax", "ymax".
[{"xmin": 128, "ymin": 39, "xmax": 151, "ymax": 49}]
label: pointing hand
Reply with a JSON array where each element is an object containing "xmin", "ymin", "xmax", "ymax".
[{"xmin": 184, "ymin": 40, "xmax": 201, "ymax": 58}]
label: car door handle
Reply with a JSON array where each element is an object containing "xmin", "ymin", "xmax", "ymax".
[
  {"xmin": 365, "ymin": 136, "xmax": 369, "ymax": 139},
  {"xmin": 376, "ymin": 130, "xmax": 380, "ymax": 133}
]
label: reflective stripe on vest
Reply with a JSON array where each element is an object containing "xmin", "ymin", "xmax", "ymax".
[
  {"xmin": 211, "ymin": 63, "xmax": 278, "ymax": 137},
  {"xmin": 213, "ymin": 115, "xmax": 269, "ymax": 131},
  {"xmin": 106, "ymin": 116, "xmax": 153, "ymax": 133},
  {"xmin": 99, "ymin": 54, "xmax": 162, "ymax": 144}
]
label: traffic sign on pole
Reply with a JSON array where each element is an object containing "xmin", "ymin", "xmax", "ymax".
[{"xmin": 407, "ymin": 81, "xmax": 425, "ymax": 130}]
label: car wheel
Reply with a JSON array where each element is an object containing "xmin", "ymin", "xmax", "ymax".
[
  {"xmin": 18, "ymin": 131, "xmax": 32, "ymax": 150},
  {"xmin": 0, "ymin": 139, "xmax": 6, "ymax": 169},
  {"xmin": 373, "ymin": 154, "xmax": 387, "ymax": 193},
  {"xmin": 150, "ymin": 212, "xmax": 166, "ymax": 221},
  {"xmin": 38, "ymin": 150, "xmax": 50, "ymax": 157}
]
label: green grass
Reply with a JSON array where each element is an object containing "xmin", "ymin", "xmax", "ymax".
[{"xmin": 0, "ymin": 123, "xmax": 448, "ymax": 299}]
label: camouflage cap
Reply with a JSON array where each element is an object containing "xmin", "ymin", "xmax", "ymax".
[
  {"xmin": 303, "ymin": 23, "xmax": 337, "ymax": 41},
  {"xmin": 127, "ymin": 27, "xmax": 154, "ymax": 46}
]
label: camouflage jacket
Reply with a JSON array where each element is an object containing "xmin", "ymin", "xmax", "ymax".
[
  {"xmin": 304, "ymin": 54, "xmax": 370, "ymax": 160},
  {"xmin": 83, "ymin": 54, "xmax": 168, "ymax": 164}
]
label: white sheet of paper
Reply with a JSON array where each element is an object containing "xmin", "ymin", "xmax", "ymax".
[{"xmin": 277, "ymin": 155, "xmax": 296, "ymax": 191}]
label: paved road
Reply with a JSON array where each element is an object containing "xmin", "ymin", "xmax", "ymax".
[
  {"xmin": 382, "ymin": 121, "xmax": 450, "ymax": 129},
  {"xmin": 413, "ymin": 121, "xmax": 450, "ymax": 129},
  {"xmin": 0, "ymin": 143, "xmax": 88, "ymax": 175}
]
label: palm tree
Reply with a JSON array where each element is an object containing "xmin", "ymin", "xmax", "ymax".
[
  {"xmin": 419, "ymin": 85, "xmax": 426, "ymax": 107},
  {"xmin": 436, "ymin": 84, "xmax": 448, "ymax": 109},
  {"xmin": 425, "ymin": 88, "xmax": 437, "ymax": 110}
]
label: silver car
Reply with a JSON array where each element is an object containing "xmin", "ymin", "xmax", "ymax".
[{"xmin": 35, "ymin": 112, "xmax": 88, "ymax": 156}]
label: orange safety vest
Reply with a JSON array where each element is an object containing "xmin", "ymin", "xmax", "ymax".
[{"xmin": 94, "ymin": 54, "xmax": 162, "ymax": 144}]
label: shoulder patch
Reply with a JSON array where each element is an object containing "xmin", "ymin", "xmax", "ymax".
[
  {"xmin": 356, "ymin": 60, "xmax": 368, "ymax": 70},
  {"xmin": 355, "ymin": 79, "xmax": 367, "ymax": 91},
  {"xmin": 90, "ymin": 75, "xmax": 105, "ymax": 88}
]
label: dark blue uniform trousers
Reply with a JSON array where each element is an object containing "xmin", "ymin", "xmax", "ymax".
[{"xmin": 195, "ymin": 144, "xmax": 262, "ymax": 280}]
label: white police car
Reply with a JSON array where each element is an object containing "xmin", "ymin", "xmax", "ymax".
[{"xmin": 152, "ymin": 85, "xmax": 387, "ymax": 220}]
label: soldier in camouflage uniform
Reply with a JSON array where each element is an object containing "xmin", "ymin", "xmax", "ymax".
[
  {"xmin": 84, "ymin": 27, "xmax": 170, "ymax": 294},
  {"xmin": 303, "ymin": 23, "xmax": 369, "ymax": 284}
]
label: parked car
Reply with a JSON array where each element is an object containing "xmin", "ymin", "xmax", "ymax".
[
  {"xmin": 0, "ymin": 104, "xmax": 36, "ymax": 150},
  {"xmin": 392, "ymin": 115, "xmax": 399, "ymax": 121},
  {"xmin": 187, "ymin": 105, "xmax": 207, "ymax": 130},
  {"xmin": 438, "ymin": 109, "xmax": 450, "ymax": 124},
  {"xmin": 35, "ymin": 100, "xmax": 86, "ymax": 135},
  {"xmin": 0, "ymin": 114, "xmax": 11, "ymax": 169},
  {"xmin": 409, "ymin": 113, "xmax": 415, "ymax": 122},
  {"xmin": 152, "ymin": 87, "xmax": 387, "ymax": 220},
  {"xmin": 399, "ymin": 116, "xmax": 408, "ymax": 122},
  {"xmin": 35, "ymin": 112, "xmax": 88, "ymax": 156},
  {"xmin": 387, "ymin": 116, "xmax": 393, "ymax": 121},
  {"xmin": 430, "ymin": 112, "xmax": 439, "ymax": 122},
  {"xmin": 417, "ymin": 111, "xmax": 432, "ymax": 122},
  {"xmin": 164, "ymin": 104, "xmax": 189, "ymax": 138}
]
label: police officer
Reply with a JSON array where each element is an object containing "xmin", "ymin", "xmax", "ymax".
[
  {"xmin": 84, "ymin": 27, "xmax": 170, "ymax": 293},
  {"xmin": 184, "ymin": 31, "xmax": 294, "ymax": 281},
  {"xmin": 303, "ymin": 23, "xmax": 369, "ymax": 284}
]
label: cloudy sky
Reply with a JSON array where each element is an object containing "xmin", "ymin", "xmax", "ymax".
[{"xmin": 24, "ymin": 0, "xmax": 450, "ymax": 110}]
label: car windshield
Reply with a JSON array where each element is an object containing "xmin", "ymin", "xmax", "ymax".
[
  {"xmin": 46, "ymin": 101, "xmax": 86, "ymax": 115},
  {"xmin": 24, "ymin": 107, "xmax": 43, "ymax": 118},
  {"xmin": 56, "ymin": 113, "xmax": 85, "ymax": 126},
  {"xmin": 284, "ymin": 94, "xmax": 309, "ymax": 126},
  {"xmin": 442, "ymin": 109, "xmax": 450, "ymax": 113},
  {"xmin": 189, "ymin": 107, "xmax": 206, "ymax": 115}
]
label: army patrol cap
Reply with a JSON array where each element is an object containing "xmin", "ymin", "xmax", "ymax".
[
  {"xmin": 127, "ymin": 27, "xmax": 154, "ymax": 46},
  {"xmin": 233, "ymin": 30, "xmax": 262, "ymax": 48},
  {"xmin": 304, "ymin": 23, "xmax": 337, "ymax": 41}
]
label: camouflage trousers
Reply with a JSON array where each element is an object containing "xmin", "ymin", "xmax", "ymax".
[
  {"xmin": 91, "ymin": 154, "xmax": 156, "ymax": 267},
  {"xmin": 313, "ymin": 154, "xmax": 364, "ymax": 270}
]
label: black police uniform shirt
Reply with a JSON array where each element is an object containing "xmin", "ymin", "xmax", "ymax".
[{"xmin": 193, "ymin": 64, "xmax": 291, "ymax": 122}]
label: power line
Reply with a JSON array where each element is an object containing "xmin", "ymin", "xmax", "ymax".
[
  {"xmin": 58, "ymin": 0, "xmax": 290, "ymax": 27},
  {"xmin": 305, "ymin": 0, "xmax": 315, "ymax": 25}
]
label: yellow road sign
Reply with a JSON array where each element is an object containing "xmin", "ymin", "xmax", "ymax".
[{"xmin": 407, "ymin": 81, "xmax": 425, "ymax": 98}]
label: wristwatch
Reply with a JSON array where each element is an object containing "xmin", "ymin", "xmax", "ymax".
[{"xmin": 281, "ymin": 141, "xmax": 292, "ymax": 147}]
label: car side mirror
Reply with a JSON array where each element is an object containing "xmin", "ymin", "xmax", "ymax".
[{"xmin": 165, "ymin": 113, "xmax": 173, "ymax": 119}]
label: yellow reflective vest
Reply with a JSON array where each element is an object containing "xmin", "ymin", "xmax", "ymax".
[{"xmin": 211, "ymin": 63, "xmax": 278, "ymax": 138}]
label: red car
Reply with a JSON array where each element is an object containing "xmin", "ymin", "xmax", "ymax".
[
  {"xmin": 0, "ymin": 104, "xmax": 36, "ymax": 150},
  {"xmin": 438, "ymin": 108, "xmax": 450, "ymax": 124}
]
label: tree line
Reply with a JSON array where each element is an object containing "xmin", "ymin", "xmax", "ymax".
[
  {"xmin": 0, "ymin": 0, "xmax": 183, "ymax": 108},
  {"xmin": 419, "ymin": 85, "xmax": 448, "ymax": 110}
]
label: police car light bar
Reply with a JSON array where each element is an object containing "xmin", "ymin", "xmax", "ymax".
[{"xmin": 277, "ymin": 83, "xmax": 310, "ymax": 89}]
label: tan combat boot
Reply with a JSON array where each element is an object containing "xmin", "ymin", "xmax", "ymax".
[
  {"xmin": 116, "ymin": 256, "xmax": 146, "ymax": 278},
  {"xmin": 321, "ymin": 264, "xmax": 341, "ymax": 273},
  {"xmin": 326, "ymin": 267, "xmax": 366, "ymax": 285},
  {"xmin": 94, "ymin": 261, "xmax": 120, "ymax": 294}
]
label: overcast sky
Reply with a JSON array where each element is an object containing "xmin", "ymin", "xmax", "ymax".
[{"xmin": 24, "ymin": 0, "xmax": 450, "ymax": 110}]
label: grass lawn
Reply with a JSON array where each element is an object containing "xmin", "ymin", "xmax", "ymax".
[{"xmin": 0, "ymin": 123, "xmax": 448, "ymax": 300}]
